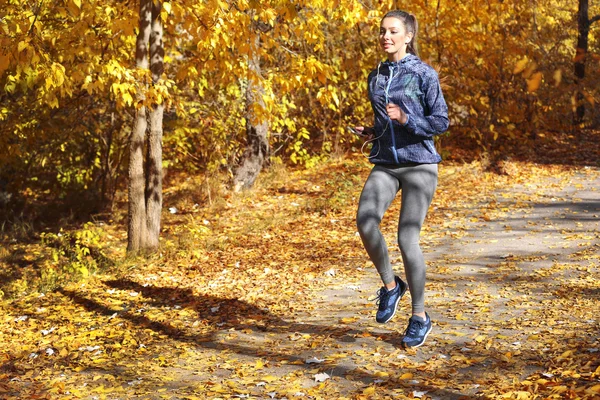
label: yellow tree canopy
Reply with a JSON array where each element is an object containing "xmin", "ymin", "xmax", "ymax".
[{"xmin": 0, "ymin": 0, "xmax": 597, "ymax": 199}]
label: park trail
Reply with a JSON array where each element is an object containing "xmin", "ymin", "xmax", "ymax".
[
  {"xmin": 2, "ymin": 164, "xmax": 599, "ymax": 400},
  {"xmin": 311, "ymin": 166, "xmax": 600, "ymax": 398},
  {"xmin": 171, "ymin": 165, "xmax": 600, "ymax": 399}
]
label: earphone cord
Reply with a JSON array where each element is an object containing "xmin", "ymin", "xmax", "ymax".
[
  {"xmin": 361, "ymin": 124, "xmax": 386, "ymax": 159},
  {"xmin": 362, "ymin": 61, "xmax": 392, "ymax": 159}
]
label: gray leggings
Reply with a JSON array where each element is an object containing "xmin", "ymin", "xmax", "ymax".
[{"xmin": 356, "ymin": 163, "xmax": 438, "ymax": 314}]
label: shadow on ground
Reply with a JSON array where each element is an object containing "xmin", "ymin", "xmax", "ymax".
[{"xmin": 42, "ymin": 278, "xmax": 579, "ymax": 399}]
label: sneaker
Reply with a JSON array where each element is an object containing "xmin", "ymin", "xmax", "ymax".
[
  {"xmin": 375, "ymin": 276, "xmax": 407, "ymax": 323},
  {"xmin": 402, "ymin": 313, "xmax": 432, "ymax": 348}
]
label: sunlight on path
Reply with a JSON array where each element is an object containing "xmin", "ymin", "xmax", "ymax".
[{"xmin": 1, "ymin": 165, "xmax": 598, "ymax": 400}]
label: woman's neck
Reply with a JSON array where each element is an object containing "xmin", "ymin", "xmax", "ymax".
[{"xmin": 388, "ymin": 51, "xmax": 409, "ymax": 63}]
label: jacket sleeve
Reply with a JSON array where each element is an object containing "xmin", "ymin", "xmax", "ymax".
[{"xmin": 404, "ymin": 69, "xmax": 449, "ymax": 138}]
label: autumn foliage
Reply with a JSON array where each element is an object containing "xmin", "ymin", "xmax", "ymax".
[
  {"xmin": 1, "ymin": 0, "xmax": 599, "ymax": 206},
  {"xmin": 1, "ymin": 1, "xmax": 600, "ymax": 399}
]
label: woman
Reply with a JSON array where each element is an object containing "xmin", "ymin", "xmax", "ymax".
[{"xmin": 354, "ymin": 10, "xmax": 448, "ymax": 348}]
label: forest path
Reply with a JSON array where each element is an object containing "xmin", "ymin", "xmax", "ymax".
[
  {"xmin": 2, "ymin": 164, "xmax": 599, "ymax": 400},
  {"xmin": 312, "ymin": 165, "xmax": 600, "ymax": 398}
]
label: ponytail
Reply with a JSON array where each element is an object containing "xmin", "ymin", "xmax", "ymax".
[{"xmin": 382, "ymin": 10, "xmax": 419, "ymax": 57}]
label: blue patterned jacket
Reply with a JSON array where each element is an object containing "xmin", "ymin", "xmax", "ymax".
[{"xmin": 367, "ymin": 54, "xmax": 449, "ymax": 165}]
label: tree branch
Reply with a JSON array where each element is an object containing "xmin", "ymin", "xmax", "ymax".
[
  {"xmin": 27, "ymin": 0, "xmax": 43, "ymax": 36},
  {"xmin": 590, "ymin": 15, "xmax": 600, "ymax": 25}
]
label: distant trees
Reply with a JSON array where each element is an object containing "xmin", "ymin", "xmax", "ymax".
[
  {"xmin": 233, "ymin": 28, "xmax": 270, "ymax": 192},
  {"xmin": 574, "ymin": 0, "xmax": 600, "ymax": 123},
  {"xmin": 1, "ymin": 0, "xmax": 598, "ymax": 254}
]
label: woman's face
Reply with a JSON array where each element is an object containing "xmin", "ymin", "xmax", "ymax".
[{"xmin": 379, "ymin": 17, "xmax": 412, "ymax": 60}]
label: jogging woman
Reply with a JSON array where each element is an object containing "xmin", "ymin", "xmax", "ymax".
[{"xmin": 354, "ymin": 10, "xmax": 449, "ymax": 348}]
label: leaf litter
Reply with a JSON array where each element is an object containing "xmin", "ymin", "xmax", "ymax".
[{"xmin": 0, "ymin": 154, "xmax": 599, "ymax": 399}]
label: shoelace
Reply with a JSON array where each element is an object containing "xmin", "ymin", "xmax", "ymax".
[
  {"xmin": 375, "ymin": 287, "xmax": 394, "ymax": 309},
  {"xmin": 374, "ymin": 287, "xmax": 391, "ymax": 309},
  {"xmin": 406, "ymin": 318, "xmax": 425, "ymax": 336}
]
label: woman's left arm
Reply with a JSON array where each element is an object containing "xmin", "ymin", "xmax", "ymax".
[{"xmin": 403, "ymin": 69, "xmax": 449, "ymax": 138}]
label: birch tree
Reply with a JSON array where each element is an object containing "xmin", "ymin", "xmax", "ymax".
[{"xmin": 128, "ymin": 0, "xmax": 165, "ymax": 254}]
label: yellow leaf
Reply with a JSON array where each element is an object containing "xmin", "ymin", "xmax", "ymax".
[
  {"xmin": 588, "ymin": 384, "xmax": 600, "ymax": 393},
  {"xmin": 363, "ymin": 386, "xmax": 376, "ymax": 395},
  {"xmin": 475, "ymin": 335, "xmax": 486, "ymax": 343},
  {"xmin": 123, "ymin": 92, "xmax": 133, "ymax": 106},
  {"xmin": 400, "ymin": 372, "xmax": 413, "ymax": 380},
  {"xmin": 261, "ymin": 375, "xmax": 278, "ymax": 383},
  {"xmin": 502, "ymin": 391, "xmax": 533, "ymax": 399},
  {"xmin": 18, "ymin": 41, "xmax": 28, "ymax": 53},
  {"xmin": 513, "ymin": 57, "xmax": 529, "ymax": 74},
  {"xmin": 558, "ymin": 350, "xmax": 573, "ymax": 359},
  {"xmin": 445, "ymin": 331, "xmax": 467, "ymax": 337},
  {"xmin": 455, "ymin": 313, "xmax": 467, "ymax": 321},
  {"xmin": 553, "ymin": 69, "xmax": 562, "ymax": 87},
  {"xmin": 331, "ymin": 91, "xmax": 340, "ymax": 108},
  {"xmin": 73, "ymin": 0, "xmax": 81, "ymax": 8},
  {"xmin": 551, "ymin": 385, "xmax": 567, "ymax": 393},
  {"xmin": 527, "ymin": 72, "xmax": 543, "ymax": 92},
  {"xmin": 583, "ymin": 91, "xmax": 595, "ymax": 106},
  {"xmin": 163, "ymin": 2, "xmax": 171, "ymax": 13}
]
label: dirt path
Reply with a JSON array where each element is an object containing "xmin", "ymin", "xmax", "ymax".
[
  {"xmin": 175, "ymin": 165, "xmax": 600, "ymax": 400},
  {"xmin": 311, "ymin": 166, "xmax": 600, "ymax": 398},
  {"xmin": 160, "ymin": 165, "xmax": 600, "ymax": 400}
]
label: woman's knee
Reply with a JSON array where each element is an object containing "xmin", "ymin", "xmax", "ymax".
[
  {"xmin": 356, "ymin": 212, "xmax": 381, "ymax": 236},
  {"xmin": 398, "ymin": 231, "xmax": 420, "ymax": 254}
]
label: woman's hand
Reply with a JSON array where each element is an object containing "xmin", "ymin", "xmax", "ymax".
[
  {"xmin": 354, "ymin": 126, "xmax": 375, "ymax": 140},
  {"xmin": 386, "ymin": 103, "xmax": 408, "ymax": 125}
]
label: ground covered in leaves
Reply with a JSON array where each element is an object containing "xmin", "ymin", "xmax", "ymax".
[{"xmin": 1, "ymin": 132, "xmax": 600, "ymax": 399}]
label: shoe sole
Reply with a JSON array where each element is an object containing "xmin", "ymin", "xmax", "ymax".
[
  {"xmin": 376, "ymin": 281, "xmax": 407, "ymax": 324},
  {"xmin": 403, "ymin": 324, "xmax": 433, "ymax": 348}
]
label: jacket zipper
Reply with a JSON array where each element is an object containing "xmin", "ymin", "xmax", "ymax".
[{"xmin": 384, "ymin": 64, "xmax": 400, "ymax": 165}]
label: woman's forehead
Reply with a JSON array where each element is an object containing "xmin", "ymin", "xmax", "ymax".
[{"xmin": 380, "ymin": 17, "xmax": 404, "ymax": 29}]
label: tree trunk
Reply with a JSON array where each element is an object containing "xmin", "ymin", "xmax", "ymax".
[
  {"xmin": 233, "ymin": 32, "xmax": 269, "ymax": 192},
  {"xmin": 127, "ymin": 0, "xmax": 152, "ymax": 254},
  {"xmin": 573, "ymin": 0, "xmax": 600, "ymax": 124},
  {"xmin": 145, "ymin": 0, "xmax": 164, "ymax": 251},
  {"xmin": 574, "ymin": 0, "xmax": 590, "ymax": 124}
]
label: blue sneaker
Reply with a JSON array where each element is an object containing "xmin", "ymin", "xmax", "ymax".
[
  {"xmin": 375, "ymin": 276, "xmax": 407, "ymax": 323},
  {"xmin": 402, "ymin": 313, "xmax": 432, "ymax": 348}
]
